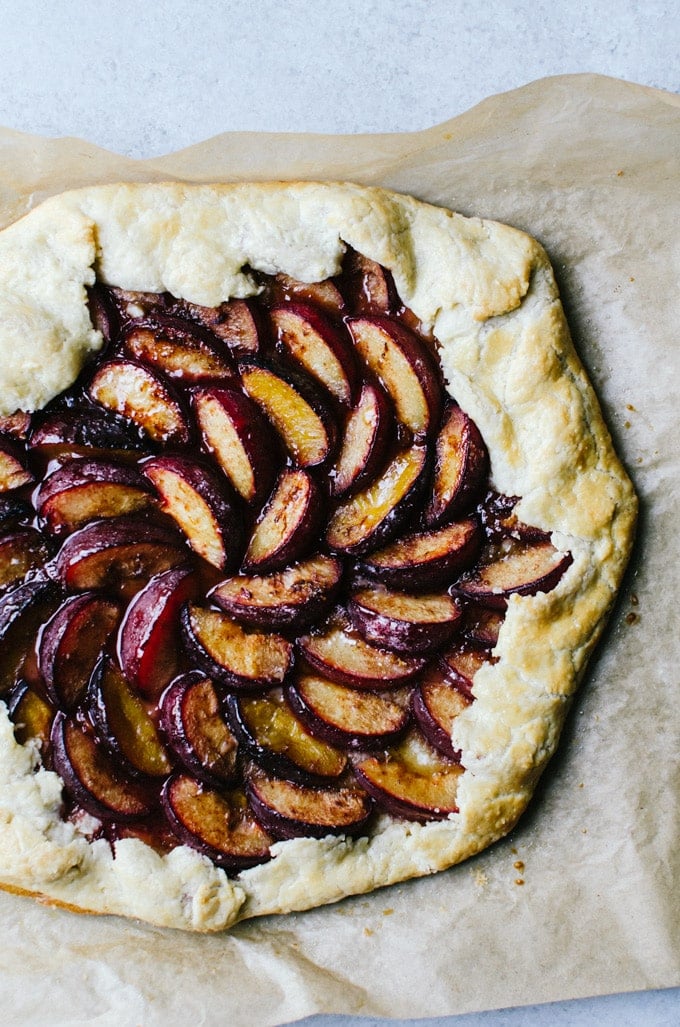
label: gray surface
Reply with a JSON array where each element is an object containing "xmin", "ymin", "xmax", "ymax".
[{"xmin": 1, "ymin": 1, "xmax": 679, "ymax": 1023}]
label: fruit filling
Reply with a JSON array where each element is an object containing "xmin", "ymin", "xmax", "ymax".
[{"xmin": 0, "ymin": 251, "xmax": 573, "ymax": 872}]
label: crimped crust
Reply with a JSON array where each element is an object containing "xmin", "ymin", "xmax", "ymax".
[{"xmin": 0, "ymin": 182, "xmax": 636, "ymax": 931}]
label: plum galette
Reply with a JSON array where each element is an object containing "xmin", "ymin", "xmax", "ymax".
[{"xmin": 0, "ymin": 182, "xmax": 636, "ymax": 931}]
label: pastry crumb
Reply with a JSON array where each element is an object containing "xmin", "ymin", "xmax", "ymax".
[
  {"xmin": 625, "ymin": 612, "xmax": 640, "ymax": 625},
  {"xmin": 363, "ymin": 927, "xmax": 374, "ymax": 937},
  {"xmin": 514, "ymin": 878, "xmax": 525, "ymax": 886},
  {"xmin": 513, "ymin": 860, "xmax": 524, "ymax": 872},
  {"xmin": 472, "ymin": 869, "xmax": 488, "ymax": 887},
  {"xmin": 382, "ymin": 907, "xmax": 394, "ymax": 916}
]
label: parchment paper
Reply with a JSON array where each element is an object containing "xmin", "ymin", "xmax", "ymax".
[{"xmin": 0, "ymin": 73, "xmax": 678, "ymax": 1025}]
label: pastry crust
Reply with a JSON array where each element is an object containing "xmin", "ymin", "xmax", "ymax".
[{"xmin": 0, "ymin": 182, "xmax": 636, "ymax": 931}]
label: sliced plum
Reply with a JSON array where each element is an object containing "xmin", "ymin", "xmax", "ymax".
[
  {"xmin": 123, "ymin": 321, "xmax": 234, "ymax": 384},
  {"xmin": 411, "ymin": 664, "xmax": 472, "ymax": 761},
  {"xmin": 226, "ymin": 691, "xmax": 347, "ymax": 780},
  {"xmin": 347, "ymin": 585, "xmax": 463, "ymax": 654},
  {"xmin": 181, "ymin": 603, "xmax": 293, "ymax": 691},
  {"xmin": 142, "ymin": 454, "xmax": 242, "ymax": 571},
  {"xmin": 160, "ymin": 672, "xmax": 239, "ymax": 785},
  {"xmin": 54, "ymin": 516, "xmax": 186, "ymax": 597},
  {"xmin": 88, "ymin": 358, "xmax": 191, "ymax": 446},
  {"xmin": 330, "ymin": 379, "xmax": 394, "ymax": 498},
  {"xmin": 89, "ymin": 658, "xmax": 172, "ymax": 778},
  {"xmin": 246, "ymin": 768, "xmax": 372, "ymax": 840},
  {"xmin": 0, "ymin": 436, "xmax": 33, "ymax": 492},
  {"xmin": 341, "ymin": 249, "xmax": 399, "ymax": 316},
  {"xmin": 35, "ymin": 458, "xmax": 156, "ymax": 536},
  {"xmin": 348, "ymin": 316, "xmax": 442, "ymax": 437},
  {"xmin": 357, "ymin": 516, "xmax": 481, "ymax": 591},
  {"xmin": 243, "ymin": 469, "xmax": 323, "ymax": 574},
  {"xmin": 438, "ymin": 643, "xmax": 493, "ymax": 699},
  {"xmin": 29, "ymin": 405, "xmax": 145, "ymax": 456},
  {"xmin": 161, "ymin": 773, "xmax": 272, "ymax": 870},
  {"xmin": 326, "ymin": 445, "xmax": 428, "ymax": 556},
  {"xmin": 298, "ymin": 611, "xmax": 426, "ymax": 690},
  {"xmin": 7, "ymin": 681, "xmax": 55, "ymax": 754},
  {"xmin": 51, "ymin": 712, "xmax": 154, "ymax": 821},
  {"xmin": 240, "ymin": 360, "xmax": 336, "ymax": 467},
  {"xmin": 354, "ymin": 729, "xmax": 463, "ymax": 821},
  {"xmin": 0, "ymin": 580, "xmax": 61, "ymax": 696},
  {"xmin": 287, "ymin": 673, "xmax": 410, "ymax": 750},
  {"xmin": 39, "ymin": 592, "xmax": 122, "ymax": 708},
  {"xmin": 454, "ymin": 540, "xmax": 573, "ymax": 609},
  {"xmin": 265, "ymin": 272, "xmax": 345, "ymax": 316},
  {"xmin": 0, "ymin": 528, "xmax": 52, "ymax": 591},
  {"xmin": 180, "ymin": 298, "xmax": 263, "ymax": 356},
  {"xmin": 463, "ymin": 605, "xmax": 504, "ymax": 649},
  {"xmin": 424, "ymin": 402, "xmax": 488, "ymax": 527},
  {"xmin": 193, "ymin": 386, "xmax": 278, "ymax": 505},
  {"xmin": 117, "ymin": 566, "xmax": 200, "ymax": 699},
  {"xmin": 271, "ymin": 302, "xmax": 358, "ymax": 405},
  {"xmin": 210, "ymin": 553, "xmax": 343, "ymax": 631}
]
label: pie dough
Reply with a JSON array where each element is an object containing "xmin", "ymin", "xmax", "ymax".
[{"xmin": 0, "ymin": 182, "xmax": 636, "ymax": 931}]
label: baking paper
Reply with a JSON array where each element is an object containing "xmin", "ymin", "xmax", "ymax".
[{"xmin": 0, "ymin": 73, "xmax": 677, "ymax": 1025}]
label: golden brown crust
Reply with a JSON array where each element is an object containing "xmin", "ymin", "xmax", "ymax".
[{"xmin": 0, "ymin": 182, "xmax": 637, "ymax": 931}]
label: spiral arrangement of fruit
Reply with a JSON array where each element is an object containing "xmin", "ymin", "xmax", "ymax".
[{"xmin": 0, "ymin": 250, "xmax": 572, "ymax": 871}]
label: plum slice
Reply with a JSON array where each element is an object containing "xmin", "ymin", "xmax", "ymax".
[
  {"xmin": 271, "ymin": 303, "xmax": 358, "ymax": 405},
  {"xmin": 123, "ymin": 322, "xmax": 234, "ymax": 383},
  {"xmin": 477, "ymin": 491, "xmax": 550, "ymax": 543},
  {"xmin": 357, "ymin": 516, "xmax": 481, "ymax": 591},
  {"xmin": 29, "ymin": 405, "xmax": 145, "ymax": 456},
  {"xmin": 354, "ymin": 729, "xmax": 463, "ymax": 821},
  {"xmin": 0, "ymin": 528, "xmax": 52, "ymax": 591},
  {"xmin": 347, "ymin": 586, "xmax": 463, "ymax": 654},
  {"xmin": 210, "ymin": 553, "xmax": 343, "ymax": 630},
  {"xmin": 161, "ymin": 773, "xmax": 272, "ymax": 870},
  {"xmin": 0, "ymin": 410, "xmax": 31, "ymax": 441},
  {"xmin": 36, "ymin": 458, "xmax": 156, "ymax": 536},
  {"xmin": 0, "ymin": 496, "xmax": 33, "ymax": 531},
  {"xmin": 181, "ymin": 603, "xmax": 293, "ymax": 691},
  {"xmin": 51, "ymin": 712, "xmax": 154, "ymax": 821},
  {"xmin": 240, "ymin": 361, "xmax": 336, "ymax": 467},
  {"xmin": 226, "ymin": 691, "xmax": 347, "ymax": 780},
  {"xmin": 0, "ymin": 436, "xmax": 33, "ymax": 492},
  {"xmin": 298, "ymin": 612, "xmax": 426, "ymax": 690},
  {"xmin": 463, "ymin": 605, "xmax": 504, "ymax": 649},
  {"xmin": 330, "ymin": 379, "xmax": 393, "ymax": 498},
  {"xmin": 424, "ymin": 403, "xmax": 488, "ymax": 527},
  {"xmin": 246, "ymin": 768, "xmax": 372, "ymax": 840},
  {"xmin": 7, "ymin": 681, "xmax": 55, "ymax": 753},
  {"xmin": 348, "ymin": 316, "xmax": 442, "ymax": 437},
  {"xmin": 454, "ymin": 540, "xmax": 573, "ymax": 609},
  {"xmin": 88, "ymin": 358, "xmax": 190, "ymax": 446},
  {"xmin": 411, "ymin": 664, "xmax": 471, "ymax": 761},
  {"xmin": 193, "ymin": 386, "xmax": 278, "ymax": 504},
  {"xmin": 342, "ymin": 250, "xmax": 398, "ymax": 316},
  {"xmin": 244, "ymin": 469, "xmax": 322, "ymax": 574},
  {"xmin": 39, "ymin": 592, "xmax": 122, "ymax": 708},
  {"xmin": 54, "ymin": 516, "xmax": 186, "ymax": 597},
  {"xmin": 160, "ymin": 672, "xmax": 238, "ymax": 785},
  {"xmin": 180, "ymin": 298, "xmax": 263, "ymax": 356},
  {"xmin": 117, "ymin": 566, "xmax": 200, "ymax": 699},
  {"xmin": 438, "ymin": 644, "xmax": 492, "ymax": 699},
  {"xmin": 265, "ymin": 272, "xmax": 345, "ymax": 316},
  {"xmin": 0, "ymin": 580, "xmax": 61, "ymax": 696},
  {"xmin": 287, "ymin": 674, "xmax": 410, "ymax": 750},
  {"xmin": 90, "ymin": 658, "xmax": 172, "ymax": 777},
  {"xmin": 142, "ymin": 455, "xmax": 242, "ymax": 571},
  {"xmin": 326, "ymin": 445, "xmax": 428, "ymax": 556}
]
